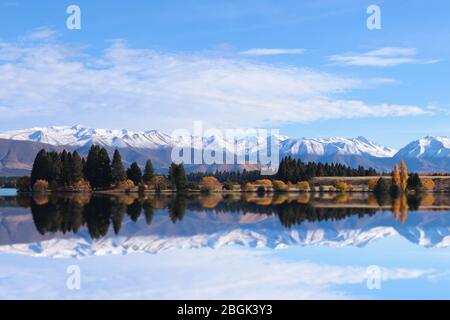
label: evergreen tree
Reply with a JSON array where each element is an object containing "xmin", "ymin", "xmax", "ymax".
[
  {"xmin": 97, "ymin": 148, "xmax": 112, "ymax": 188},
  {"xmin": 168, "ymin": 162, "xmax": 178, "ymax": 188},
  {"xmin": 175, "ymin": 163, "xmax": 188, "ymax": 191},
  {"xmin": 60, "ymin": 150, "xmax": 71, "ymax": 185},
  {"xmin": 142, "ymin": 160, "xmax": 154, "ymax": 184},
  {"xmin": 85, "ymin": 145, "xmax": 112, "ymax": 189},
  {"xmin": 31, "ymin": 149, "xmax": 50, "ymax": 185},
  {"xmin": 85, "ymin": 145, "xmax": 101, "ymax": 187},
  {"xmin": 47, "ymin": 151, "xmax": 62, "ymax": 185},
  {"xmin": 70, "ymin": 151, "xmax": 84, "ymax": 183},
  {"xmin": 127, "ymin": 162, "xmax": 142, "ymax": 185},
  {"xmin": 111, "ymin": 149, "xmax": 127, "ymax": 184},
  {"xmin": 407, "ymin": 173, "xmax": 422, "ymax": 191}
]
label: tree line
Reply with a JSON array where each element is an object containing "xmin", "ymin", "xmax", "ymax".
[
  {"xmin": 276, "ymin": 156, "xmax": 378, "ymax": 183},
  {"xmin": 26, "ymin": 146, "xmax": 388, "ymax": 192},
  {"xmin": 29, "ymin": 146, "xmax": 157, "ymax": 190}
]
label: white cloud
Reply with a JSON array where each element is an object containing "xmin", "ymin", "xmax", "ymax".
[
  {"xmin": 328, "ymin": 47, "xmax": 439, "ymax": 67},
  {"xmin": 0, "ymin": 248, "xmax": 434, "ymax": 299},
  {"xmin": 21, "ymin": 27, "xmax": 57, "ymax": 41},
  {"xmin": 240, "ymin": 48, "xmax": 305, "ymax": 56},
  {"xmin": 0, "ymin": 35, "xmax": 430, "ymax": 130}
]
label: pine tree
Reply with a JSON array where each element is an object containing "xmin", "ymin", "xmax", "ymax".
[
  {"xmin": 111, "ymin": 150, "xmax": 127, "ymax": 185},
  {"xmin": 70, "ymin": 151, "xmax": 84, "ymax": 183},
  {"xmin": 85, "ymin": 145, "xmax": 101, "ymax": 188},
  {"xmin": 85, "ymin": 145, "xmax": 112, "ymax": 189},
  {"xmin": 98, "ymin": 148, "xmax": 112, "ymax": 188},
  {"xmin": 175, "ymin": 163, "xmax": 187, "ymax": 191},
  {"xmin": 31, "ymin": 149, "xmax": 50, "ymax": 185},
  {"xmin": 168, "ymin": 162, "xmax": 178, "ymax": 188},
  {"xmin": 142, "ymin": 160, "xmax": 154, "ymax": 184},
  {"xmin": 60, "ymin": 150, "xmax": 71, "ymax": 185},
  {"xmin": 47, "ymin": 151, "xmax": 62, "ymax": 185},
  {"xmin": 127, "ymin": 162, "xmax": 142, "ymax": 186}
]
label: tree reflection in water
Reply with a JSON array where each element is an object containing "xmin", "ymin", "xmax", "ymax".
[{"xmin": 6, "ymin": 192, "xmax": 441, "ymax": 240}]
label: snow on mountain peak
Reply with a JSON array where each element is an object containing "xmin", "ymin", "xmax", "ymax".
[
  {"xmin": 280, "ymin": 136, "xmax": 396, "ymax": 158},
  {"xmin": 395, "ymin": 136, "xmax": 450, "ymax": 159},
  {"xmin": 0, "ymin": 126, "xmax": 396, "ymax": 158}
]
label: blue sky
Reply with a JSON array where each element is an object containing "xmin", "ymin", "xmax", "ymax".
[{"xmin": 0, "ymin": 0, "xmax": 449, "ymax": 148}]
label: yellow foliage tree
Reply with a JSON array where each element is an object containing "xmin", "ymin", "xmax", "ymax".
[
  {"xmin": 272, "ymin": 180, "xmax": 288, "ymax": 192},
  {"xmin": 368, "ymin": 178, "xmax": 379, "ymax": 191},
  {"xmin": 400, "ymin": 160, "xmax": 408, "ymax": 192},
  {"xmin": 334, "ymin": 181, "xmax": 352, "ymax": 193},
  {"xmin": 421, "ymin": 178, "xmax": 435, "ymax": 191},
  {"xmin": 297, "ymin": 181, "xmax": 310, "ymax": 191},
  {"xmin": 199, "ymin": 176, "xmax": 222, "ymax": 192},
  {"xmin": 254, "ymin": 179, "xmax": 273, "ymax": 187},
  {"xmin": 392, "ymin": 164, "xmax": 401, "ymax": 188}
]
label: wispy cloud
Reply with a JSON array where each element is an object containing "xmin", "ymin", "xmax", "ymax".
[
  {"xmin": 328, "ymin": 47, "xmax": 439, "ymax": 67},
  {"xmin": 20, "ymin": 27, "xmax": 58, "ymax": 41},
  {"xmin": 240, "ymin": 48, "xmax": 305, "ymax": 56},
  {"xmin": 0, "ymin": 247, "xmax": 434, "ymax": 299},
  {"xmin": 0, "ymin": 32, "xmax": 431, "ymax": 130}
]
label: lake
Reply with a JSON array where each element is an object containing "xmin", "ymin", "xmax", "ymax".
[{"xmin": 1, "ymin": 191, "xmax": 450, "ymax": 299}]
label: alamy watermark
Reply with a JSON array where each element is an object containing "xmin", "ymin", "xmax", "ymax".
[
  {"xmin": 66, "ymin": 265, "xmax": 81, "ymax": 290},
  {"xmin": 66, "ymin": 5, "xmax": 81, "ymax": 30},
  {"xmin": 170, "ymin": 121, "xmax": 280, "ymax": 176},
  {"xmin": 367, "ymin": 5, "xmax": 381, "ymax": 30},
  {"xmin": 366, "ymin": 265, "xmax": 382, "ymax": 290}
]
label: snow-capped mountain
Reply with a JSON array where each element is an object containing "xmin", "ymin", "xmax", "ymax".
[
  {"xmin": 280, "ymin": 136, "xmax": 396, "ymax": 158},
  {"xmin": 0, "ymin": 125, "xmax": 449, "ymax": 173},
  {"xmin": 393, "ymin": 136, "xmax": 450, "ymax": 172},
  {"xmin": 0, "ymin": 125, "xmax": 175, "ymax": 149},
  {"xmin": 0, "ymin": 125, "xmax": 394, "ymax": 156},
  {"xmin": 395, "ymin": 136, "xmax": 450, "ymax": 159}
]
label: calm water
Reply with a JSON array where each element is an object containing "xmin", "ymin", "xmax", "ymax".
[{"xmin": 1, "ymin": 190, "xmax": 450, "ymax": 299}]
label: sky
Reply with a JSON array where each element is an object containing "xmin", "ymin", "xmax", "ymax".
[{"xmin": 0, "ymin": 0, "xmax": 449, "ymax": 148}]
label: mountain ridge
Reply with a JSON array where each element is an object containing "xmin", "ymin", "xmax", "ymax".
[{"xmin": 0, "ymin": 125, "xmax": 449, "ymax": 174}]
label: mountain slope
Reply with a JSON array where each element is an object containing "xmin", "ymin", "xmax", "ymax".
[{"xmin": 0, "ymin": 125, "xmax": 449, "ymax": 173}]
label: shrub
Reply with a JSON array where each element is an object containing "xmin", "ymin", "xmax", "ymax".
[
  {"xmin": 255, "ymin": 179, "xmax": 273, "ymax": 187},
  {"xmin": 334, "ymin": 181, "xmax": 352, "ymax": 192},
  {"xmin": 152, "ymin": 176, "xmax": 170, "ymax": 191},
  {"xmin": 242, "ymin": 182, "xmax": 257, "ymax": 192},
  {"xmin": 71, "ymin": 179, "xmax": 92, "ymax": 192},
  {"xmin": 368, "ymin": 178, "xmax": 378, "ymax": 191},
  {"xmin": 421, "ymin": 178, "xmax": 435, "ymax": 191},
  {"xmin": 199, "ymin": 176, "xmax": 222, "ymax": 192},
  {"xmin": 272, "ymin": 180, "xmax": 288, "ymax": 192},
  {"xmin": 222, "ymin": 181, "xmax": 234, "ymax": 191},
  {"xmin": 116, "ymin": 179, "xmax": 135, "ymax": 189},
  {"xmin": 33, "ymin": 180, "xmax": 49, "ymax": 193},
  {"xmin": 297, "ymin": 181, "xmax": 310, "ymax": 192}
]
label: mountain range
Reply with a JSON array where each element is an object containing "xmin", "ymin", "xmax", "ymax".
[
  {"xmin": 1, "ymin": 207, "xmax": 450, "ymax": 258},
  {"xmin": 0, "ymin": 125, "xmax": 449, "ymax": 175}
]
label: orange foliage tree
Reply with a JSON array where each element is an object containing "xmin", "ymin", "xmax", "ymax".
[{"xmin": 199, "ymin": 176, "xmax": 222, "ymax": 192}]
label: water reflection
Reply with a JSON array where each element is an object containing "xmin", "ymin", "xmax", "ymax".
[{"xmin": 2, "ymin": 192, "xmax": 449, "ymax": 240}]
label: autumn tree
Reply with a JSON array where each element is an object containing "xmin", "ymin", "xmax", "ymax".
[
  {"xmin": 400, "ymin": 160, "xmax": 408, "ymax": 192},
  {"xmin": 390, "ymin": 164, "xmax": 402, "ymax": 197}
]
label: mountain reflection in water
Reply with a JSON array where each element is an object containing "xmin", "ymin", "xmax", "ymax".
[{"xmin": 2, "ymin": 192, "xmax": 449, "ymax": 241}]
